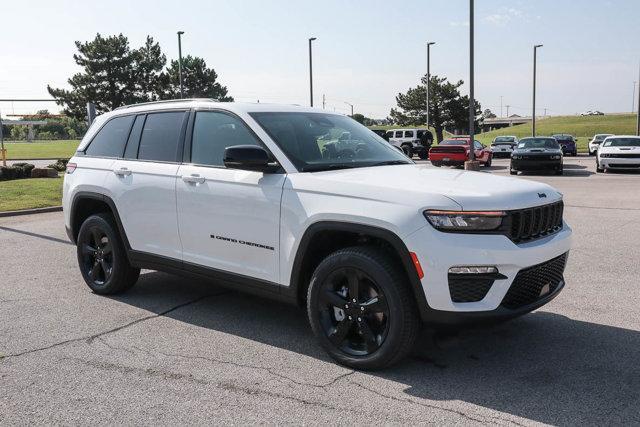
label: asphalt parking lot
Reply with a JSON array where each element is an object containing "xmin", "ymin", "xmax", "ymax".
[{"xmin": 1, "ymin": 155, "xmax": 639, "ymax": 425}]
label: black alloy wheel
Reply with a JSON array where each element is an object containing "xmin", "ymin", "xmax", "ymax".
[
  {"xmin": 77, "ymin": 213, "xmax": 140, "ymax": 294},
  {"xmin": 317, "ymin": 267, "xmax": 389, "ymax": 356},
  {"xmin": 80, "ymin": 226, "xmax": 113, "ymax": 285}
]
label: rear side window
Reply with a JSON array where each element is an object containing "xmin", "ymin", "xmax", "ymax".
[
  {"xmin": 123, "ymin": 115, "xmax": 145, "ymax": 159},
  {"xmin": 191, "ymin": 111, "xmax": 261, "ymax": 166},
  {"xmin": 394, "ymin": 131, "xmax": 403, "ymax": 138},
  {"xmin": 404, "ymin": 131, "xmax": 414, "ymax": 138},
  {"xmin": 85, "ymin": 115, "xmax": 134, "ymax": 158},
  {"xmin": 137, "ymin": 111, "xmax": 186, "ymax": 162}
]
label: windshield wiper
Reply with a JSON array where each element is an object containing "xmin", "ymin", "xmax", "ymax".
[
  {"xmin": 302, "ymin": 163, "xmax": 361, "ymax": 172},
  {"xmin": 369, "ymin": 160, "xmax": 412, "ymax": 167}
]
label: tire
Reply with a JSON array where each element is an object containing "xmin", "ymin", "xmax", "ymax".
[
  {"xmin": 401, "ymin": 144, "xmax": 413, "ymax": 158},
  {"xmin": 555, "ymin": 168, "xmax": 563, "ymax": 175},
  {"xmin": 418, "ymin": 151, "xmax": 429, "ymax": 160},
  {"xmin": 484, "ymin": 155, "xmax": 492, "ymax": 167},
  {"xmin": 306, "ymin": 246, "xmax": 420, "ymax": 370},
  {"xmin": 76, "ymin": 213, "xmax": 140, "ymax": 295},
  {"xmin": 596, "ymin": 159, "xmax": 604, "ymax": 173},
  {"xmin": 510, "ymin": 168, "xmax": 517, "ymax": 175},
  {"xmin": 431, "ymin": 161, "xmax": 442, "ymax": 167}
]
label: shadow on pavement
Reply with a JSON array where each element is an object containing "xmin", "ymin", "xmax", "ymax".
[{"xmin": 113, "ymin": 271, "xmax": 640, "ymax": 425}]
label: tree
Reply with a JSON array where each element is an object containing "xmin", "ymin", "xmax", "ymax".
[
  {"xmin": 483, "ymin": 108, "xmax": 497, "ymax": 119},
  {"xmin": 48, "ymin": 34, "xmax": 140, "ymax": 119},
  {"xmin": 389, "ymin": 75, "xmax": 481, "ymax": 142},
  {"xmin": 133, "ymin": 36, "xmax": 166, "ymax": 102},
  {"xmin": 157, "ymin": 55, "xmax": 233, "ymax": 101}
]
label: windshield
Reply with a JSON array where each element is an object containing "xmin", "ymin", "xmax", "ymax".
[
  {"xmin": 553, "ymin": 135, "xmax": 573, "ymax": 142},
  {"xmin": 494, "ymin": 137, "xmax": 515, "ymax": 143},
  {"xmin": 439, "ymin": 139, "xmax": 469, "ymax": 146},
  {"xmin": 250, "ymin": 112, "xmax": 412, "ymax": 172},
  {"xmin": 602, "ymin": 138, "xmax": 640, "ymax": 147},
  {"xmin": 517, "ymin": 138, "xmax": 560, "ymax": 149},
  {"xmin": 595, "ymin": 134, "xmax": 612, "ymax": 141}
]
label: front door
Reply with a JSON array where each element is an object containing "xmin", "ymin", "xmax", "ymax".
[{"xmin": 176, "ymin": 110, "xmax": 285, "ymax": 284}]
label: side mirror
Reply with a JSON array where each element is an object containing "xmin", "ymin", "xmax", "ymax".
[{"xmin": 224, "ymin": 145, "xmax": 280, "ymax": 173}]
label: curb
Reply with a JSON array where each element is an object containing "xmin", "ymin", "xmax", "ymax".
[
  {"xmin": 6, "ymin": 158, "xmax": 62, "ymax": 161},
  {"xmin": 0, "ymin": 206, "xmax": 63, "ymax": 218}
]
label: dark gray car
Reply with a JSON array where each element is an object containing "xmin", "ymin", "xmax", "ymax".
[{"xmin": 510, "ymin": 137, "xmax": 563, "ymax": 175}]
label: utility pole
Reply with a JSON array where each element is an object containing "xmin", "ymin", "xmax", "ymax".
[
  {"xmin": 532, "ymin": 44, "xmax": 543, "ymax": 136},
  {"xmin": 322, "ymin": 94, "xmax": 326, "ymax": 109},
  {"xmin": 465, "ymin": 0, "xmax": 478, "ymax": 170},
  {"xmin": 632, "ymin": 81, "xmax": 636, "ymax": 113},
  {"xmin": 308, "ymin": 37, "xmax": 317, "ymax": 107},
  {"xmin": 426, "ymin": 42, "xmax": 435, "ymax": 129},
  {"xmin": 500, "ymin": 96, "xmax": 503, "ymax": 118},
  {"xmin": 177, "ymin": 31, "xmax": 185, "ymax": 99},
  {"xmin": 0, "ymin": 110, "xmax": 5, "ymax": 167},
  {"xmin": 637, "ymin": 62, "xmax": 640, "ymax": 135},
  {"xmin": 344, "ymin": 102, "xmax": 354, "ymax": 117},
  {"xmin": 506, "ymin": 105, "xmax": 510, "ymax": 117},
  {"xmin": 544, "ymin": 108, "xmax": 548, "ymax": 117}
]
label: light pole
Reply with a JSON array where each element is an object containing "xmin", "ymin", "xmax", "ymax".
[
  {"xmin": 177, "ymin": 31, "xmax": 185, "ymax": 99},
  {"xmin": 426, "ymin": 42, "xmax": 435, "ymax": 129},
  {"xmin": 632, "ymin": 81, "xmax": 636, "ymax": 113},
  {"xmin": 532, "ymin": 44, "xmax": 543, "ymax": 136},
  {"xmin": 308, "ymin": 37, "xmax": 317, "ymax": 107},
  {"xmin": 344, "ymin": 102, "xmax": 354, "ymax": 117},
  {"xmin": 465, "ymin": 0, "xmax": 477, "ymax": 168},
  {"xmin": 637, "ymin": 62, "xmax": 640, "ymax": 135},
  {"xmin": 500, "ymin": 95, "xmax": 503, "ymax": 117}
]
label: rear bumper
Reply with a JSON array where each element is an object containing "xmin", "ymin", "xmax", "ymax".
[{"xmin": 429, "ymin": 154, "xmax": 468, "ymax": 164}]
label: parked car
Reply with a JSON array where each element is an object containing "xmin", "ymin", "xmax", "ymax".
[
  {"xmin": 552, "ymin": 134, "xmax": 578, "ymax": 156},
  {"xmin": 387, "ymin": 128, "xmax": 433, "ymax": 159},
  {"xmin": 596, "ymin": 135, "xmax": 640, "ymax": 173},
  {"xmin": 588, "ymin": 133, "xmax": 613, "ymax": 155},
  {"xmin": 491, "ymin": 136, "xmax": 519, "ymax": 157},
  {"xmin": 581, "ymin": 110, "xmax": 604, "ymax": 116},
  {"xmin": 510, "ymin": 137, "xmax": 563, "ymax": 175},
  {"xmin": 429, "ymin": 138, "xmax": 492, "ymax": 167},
  {"xmin": 62, "ymin": 99, "xmax": 571, "ymax": 370},
  {"xmin": 370, "ymin": 129, "xmax": 390, "ymax": 141}
]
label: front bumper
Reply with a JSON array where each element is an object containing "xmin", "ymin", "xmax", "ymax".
[
  {"xmin": 599, "ymin": 157, "xmax": 640, "ymax": 169},
  {"xmin": 404, "ymin": 222, "xmax": 572, "ymax": 319},
  {"xmin": 560, "ymin": 146, "xmax": 576, "ymax": 154},
  {"xmin": 511, "ymin": 158, "xmax": 562, "ymax": 171}
]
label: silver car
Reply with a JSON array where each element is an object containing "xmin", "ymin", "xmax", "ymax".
[{"xmin": 491, "ymin": 136, "xmax": 519, "ymax": 157}]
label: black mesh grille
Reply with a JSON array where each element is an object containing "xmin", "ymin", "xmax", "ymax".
[
  {"xmin": 507, "ymin": 201, "xmax": 563, "ymax": 243},
  {"xmin": 607, "ymin": 153, "xmax": 640, "ymax": 158},
  {"xmin": 501, "ymin": 252, "xmax": 568, "ymax": 309},
  {"xmin": 448, "ymin": 276, "xmax": 494, "ymax": 302}
]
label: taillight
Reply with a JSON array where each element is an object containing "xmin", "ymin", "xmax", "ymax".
[{"xmin": 66, "ymin": 163, "xmax": 77, "ymax": 174}]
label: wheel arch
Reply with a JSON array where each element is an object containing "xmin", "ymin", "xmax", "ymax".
[
  {"xmin": 288, "ymin": 221, "xmax": 430, "ymax": 321},
  {"xmin": 69, "ymin": 192, "xmax": 130, "ymax": 252}
]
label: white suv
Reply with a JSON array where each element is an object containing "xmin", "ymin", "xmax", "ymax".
[{"xmin": 63, "ymin": 100, "xmax": 572, "ymax": 369}]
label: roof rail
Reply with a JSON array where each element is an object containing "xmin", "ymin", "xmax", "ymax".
[{"xmin": 114, "ymin": 98, "xmax": 217, "ymax": 110}]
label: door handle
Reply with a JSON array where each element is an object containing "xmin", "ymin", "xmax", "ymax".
[
  {"xmin": 113, "ymin": 167, "xmax": 131, "ymax": 176},
  {"xmin": 182, "ymin": 174, "xmax": 206, "ymax": 184}
]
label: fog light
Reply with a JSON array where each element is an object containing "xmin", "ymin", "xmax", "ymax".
[{"xmin": 449, "ymin": 266, "xmax": 498, "ymax": 274}]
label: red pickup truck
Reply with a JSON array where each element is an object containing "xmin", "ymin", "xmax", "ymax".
[{"xmin": 429, "ymin": 137, "xmax": 493, "ymax": 167}]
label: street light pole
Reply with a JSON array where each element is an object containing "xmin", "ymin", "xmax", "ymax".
[
  {"xmin": 426, "ymin": 42, "xmax": 435, "ymax": 129},
  {"xmin": 308, "ymin": 37, "xmax": 317, "ymax": 107},
  {"xmin": 177, "ymin": 31, "xmax": 185, "ymax": 99},
  {"xmin": 344, "ymin": 102, "xmax": 354, "ymax": 116},
  {"xmin": 632, "ymin": 81, "xmax": 636, "ymax": 113},
  {"xmin": 466, "ymin": 0, "xmax": 477, "ymax": 166},
  {"xmin": 532, "ymin": 44, "xmax": 543, "ymax": 136},
  {"xmin": 637, "ymin": 62, "xmax": 640, "ymax": 135}
]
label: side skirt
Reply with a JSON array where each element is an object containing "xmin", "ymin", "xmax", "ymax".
[{"xmin": 129, "ymin": 250, "xmax": 296, "ymax": 305}]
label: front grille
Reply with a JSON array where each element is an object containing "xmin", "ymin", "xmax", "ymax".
[
  {"xmin": 501, "ymin": 252, "xmax": 568, "ymax": 309},
  {"xmin": 448, "ymin": 275, "xmax": 494, "ymax": 302},
  {"xmin": 520, "ymin": 155, "xmax": 557, "ymax": 161},
  {"xmin": 507, "ymin": 201, "xmax": 563, "ymax": 243},
  {"xmin": 606, "ymin": 153, "xmax": 640, "ymax": 158},
  {"xmin": 609, "ymin": 163, "xmax": 640, "ymax": 168}
]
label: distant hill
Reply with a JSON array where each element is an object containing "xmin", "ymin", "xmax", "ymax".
[{"xmin": 476, "ymin": 114, "xmax": 638, "ymax": 152}]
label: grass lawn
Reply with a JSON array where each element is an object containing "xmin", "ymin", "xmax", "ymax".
[
  {"xmin": 2, "ymin": 140, "xmax": 79, "ymax": 160},
  {"xmin": 0, "ymin": 176, "xmax": 63, "ymax": 211},
  {"xmin": 475, "ymin": 114, "xmax": 638, "ymax": 152}
]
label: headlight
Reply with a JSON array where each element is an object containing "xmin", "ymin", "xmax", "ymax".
[
  {"xmin": 512, "ymin": 155, "xmax": 521, "ymax": 159},
  {"xmin": 424, "ymin": 210, "xmax": 506, "ymax": 232},
  {"xmin": 551, "ymin": 155, "xmax": 561, "ymax": 159},
  {"xmin": 600, "ymin": 153, "xmax": 611, "ymax": 158}
]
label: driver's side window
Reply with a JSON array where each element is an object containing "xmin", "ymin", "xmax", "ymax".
[{"xmin": 191, "ymin": 111, "xmax": 261, "ymax": 166}]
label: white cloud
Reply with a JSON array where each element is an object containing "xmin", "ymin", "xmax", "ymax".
[
  {"xmin": 483, "ymin": 7, "xmax": 525, "ymax": 26},
  {"xmin": 449, "ymin": 20, "xmax": 470, "ymax": 27}
]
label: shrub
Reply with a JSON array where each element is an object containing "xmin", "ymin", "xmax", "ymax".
[
  {"xmin": 31, "ymin": 168, "xmax": 59, "ymax": 178},
  {"xmin": 47, "ymin": 159, "xmax": 69, "ymax": 172},
  {"xmin": 0, "ymin": 163, "xmax": 36, "ymax": 181}
]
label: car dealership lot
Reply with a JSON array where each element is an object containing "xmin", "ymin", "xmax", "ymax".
[{"xmin": 1, "ymin": 156, "xmax": 639, "ymax": 425}]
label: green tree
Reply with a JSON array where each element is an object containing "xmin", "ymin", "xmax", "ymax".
[
  {"xmin": 134, "ymin": 36, "xmax": 166, "ymax": 102},
  {"xmin": 389, "ymin": 75, "xmax": 481, "ymax": 142},
  {"xmin": 157, "ymin": 55, "xmax": 233, "ymax": 101},
  {"xmin": 48, "ymin": 34, "xmax": 140, "ymax": 119}
]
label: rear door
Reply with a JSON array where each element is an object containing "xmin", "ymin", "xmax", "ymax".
[
  {"xmin": 176, "ymin": 109, "xmax": 285, "ymax": 284},
  {"xmin": 107, "ymin": 110, "xmax": 188, "ymax": 260}
]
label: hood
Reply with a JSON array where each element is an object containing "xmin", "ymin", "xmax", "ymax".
[
  {"xmin": 514, "ymin": 147, "xmax": 562, "ymax": 154},
  {"xmin": 287, "ymin": 164, "xmax": 562, "ymax": 211}
]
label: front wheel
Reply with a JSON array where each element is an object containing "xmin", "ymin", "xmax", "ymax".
[
  {"xmin": 418, "ymin": 151, "xmax": 429, "ymax": 160},
  {"xmin": 484, "ymin": 155, "xmax": 492, "ymax": 167},
  {"xmin": 77, "ymin": 213, "xmax": 140, "ymax": 294},
  {"xmin": 307, "ymin": 246, "xmax": 420, "ymax": 370},
  {"xmin": 510, "ymin": 168, "xmax": 518, "ymax": 175},
  {"xmin": 401, "ymin": 144, "xmax": 413, "ymax": 158}
]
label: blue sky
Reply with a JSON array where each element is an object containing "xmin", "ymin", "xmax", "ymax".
[{"xmin": 1, "ymin": 0, "xmax": 639, "ymax": 118}]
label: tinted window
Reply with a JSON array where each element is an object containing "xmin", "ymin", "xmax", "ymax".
[
  {"xmin": 404, "ymin": 131, "xmax": 414, "ymax": 138},
  {"xmin": 137, "ymin": 112, "xmax": 186, "ymax": 162},
  {"xmin": 440, "ymin": 139, "xmax": 469, "ymax": 146},
  {"xmin": 191, "ymin": 111, "xmax": 261, "ymax": 166},
  {"xmin": 517, "ymin": 138, "xmax": 560, "ymax": 149},
  {"xmin": 86, "ymin": 115, "xmax": 134, "ymax": 157},
  {"xmin": 602, "ymin": 138, "xmax": 640, "ymax": 147},
  {"xmin": 394, "ymin": 131, "xmax": 403, "ymax": 138},
  {"xmin": 123, "ymin": 115, "xmax": 145, "ymax": 159}
]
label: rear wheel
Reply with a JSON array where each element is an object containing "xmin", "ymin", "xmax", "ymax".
[
  {"xmin": 77, "ymin": 213, "xmax": 140, "ymax": 295},
  {"xmin": 431, "ymin": 161, "xmax": 442, "ymax": 167},
  {"xmin": 418, "ymin": 151, "xmax": 429, "ymax": 160},
  {"xmin": 510, "ymin": 168, "xmax": 518, "ymax": 175},
  {"xmin": 307, "ymin": 246, "xmax": 420, "ymax": 370}
]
